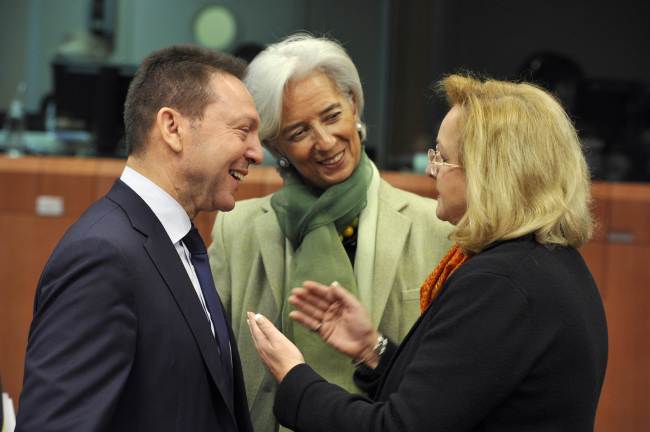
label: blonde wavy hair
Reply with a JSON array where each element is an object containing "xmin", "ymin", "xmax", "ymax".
[{"xmin": 438, "ymin": 74, "xmax": 593, "ymax": 253}]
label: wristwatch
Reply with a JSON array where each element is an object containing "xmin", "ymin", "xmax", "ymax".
[{"xmin": 353, "ymin": 333, "xmax": 388, "ymax": 367}]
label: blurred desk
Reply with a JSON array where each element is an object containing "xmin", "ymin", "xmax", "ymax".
[
  {"xmin": 0, "ymin": 130, "xmax": 92, "ymax": 156},
  {"xmin": 0, "ymin": 155, "xmax": 648, "ymax": 431}
]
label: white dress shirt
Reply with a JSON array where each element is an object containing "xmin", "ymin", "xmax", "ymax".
[{"xmin": 120, "ymin": 166, "xmax": 215, "ymax": 336}]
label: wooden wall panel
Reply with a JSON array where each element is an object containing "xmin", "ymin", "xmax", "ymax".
[
  {"xmin": 580, "ymin": 184, "xmax": 610, "ymax": 298},
  {"xmin": 195, "ymin": 211, "xmax": 217, "ymax": 247},
  {"xmin": 2, "ymin": 156, "xmax": 649, "ymax": 429},
  {"xmin": 381, "ymin": 171, "xmax": 437, "ymax": 198},
  {"xmin": 591, "ymin": 182, "xmax": 610, "ymax": 244},
  {"xmin": 580, "ymin": 243, "xmax": 608, "ymax": 298},
  {"xmin": 95, "ymin": 158, "xmax": 125, "ymax": 199},
  {"xmin": 0, "ymin": 214, "xmax": 78, "ymax": 406},
  {"xmin": 39, "ymin": 157, "xmax": 97, "ymax": 216},
  {"xmin": 595, "ymin": 182, "xmax": 650, "ymax": 431},
  {"xmin": 608, "ymin": 183, "xmax": 650, "ymax": 246},
  {"xmin": 0, "ymin": 157, "xmax": 40, "ymax": 212},
  {"xmin": 237, "ymin": 166, "xmax": 283, "ymax": 199},
  {"xmin": 595, "ymin": 244, "xmax": 650, "ymax": 431}
]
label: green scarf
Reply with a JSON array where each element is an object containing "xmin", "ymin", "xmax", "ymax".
[{"xmin": 270, "ymin": 150, "xmax": 372, "ymax": 392}]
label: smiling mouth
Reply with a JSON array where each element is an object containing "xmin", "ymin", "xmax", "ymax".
[
  {"xmin": 317, "ymin": 150, "xmax": 344, "ymax": 166},
  {"xmin": 229, "ymin": 170, "xmax": 244, "ymax": 181}
]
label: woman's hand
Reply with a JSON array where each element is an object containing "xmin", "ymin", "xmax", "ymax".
[
  {"xmin": 289, "ymin": 281, "xmax": 381, "ymax": 368},
  {"xmin": 246, "ymin": 311, "xmax": 305, "ymax": 382}
]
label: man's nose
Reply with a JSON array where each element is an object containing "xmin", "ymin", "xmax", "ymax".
[{"xmin": 246, "ymin": 133, "xmax": 264, "ymax": 165}]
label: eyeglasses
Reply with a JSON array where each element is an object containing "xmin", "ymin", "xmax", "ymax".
[{"xmin": 426, "ymin": 147, "xmax": 462, "ymax": 177}]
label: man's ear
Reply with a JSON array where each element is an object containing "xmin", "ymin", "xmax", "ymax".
[{"xmin": 156, "ymin": 107, "xmax": 185, "ymax": 153}]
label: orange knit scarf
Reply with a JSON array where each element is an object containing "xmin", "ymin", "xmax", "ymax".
[{"xmin": 419, "ymin": 244, "xmax": 470, "ymax": 312}]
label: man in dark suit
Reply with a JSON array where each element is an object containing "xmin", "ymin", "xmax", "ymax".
[{"xmin": 16, "ymin": 45, "xmax": 263, "ymax": 431}]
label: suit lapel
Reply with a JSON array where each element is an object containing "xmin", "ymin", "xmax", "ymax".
[
  {"xmin": 143, "ymin": 235, "xmax": 236, "ymax": 417},
  {"xmin": 107, "ymin": 181, "xmax": 237, "ymax": 421},
  {"xmin": 370, "ymin": 182, "xmax": 411, "ymax": 326},
  {"xmin": 243, "ymin": 203, "xmax": 286, "ymax": 405},
  {"xmin": 228, "ymin": 325, "xmax": 253, "ymax": 432}
]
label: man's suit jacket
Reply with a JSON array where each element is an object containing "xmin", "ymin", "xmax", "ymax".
[
  {"xmin": 17, "ymin": 180, "xmax": 253, "ymax": 432},
  {"xmin": 208, "ymin": 179, "xmax": 453, "ymax": 432}
]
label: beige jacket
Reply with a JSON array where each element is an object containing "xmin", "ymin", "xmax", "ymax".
[{"xmin": 208, "ymin": 179, "xmax": 453, "ymax": 432}]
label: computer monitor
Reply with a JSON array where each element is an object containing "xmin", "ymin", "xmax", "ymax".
[{"xmin": 52, "ymin": 57, "xmax": 135, "ymax": 156}]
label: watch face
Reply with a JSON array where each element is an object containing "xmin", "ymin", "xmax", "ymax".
[{"xmin": 193, "ymin": 5, "xmax": 237, "ymax": 50}]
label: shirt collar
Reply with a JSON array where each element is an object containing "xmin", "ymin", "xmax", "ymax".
[{"xmin": 120, "ymin": 166, "xmax": 191, "ymax": 244}]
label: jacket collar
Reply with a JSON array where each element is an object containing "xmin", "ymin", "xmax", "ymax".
[
  {"xmin": 369, "ymin": 180, "xmax": 411, "ymax": 325},
  {"xmin": 254, "ymin": 180, "xmax": 412, "ymax": 326},
  {"xmin": 107, "ymin": 180, "xmax": 238, "ymax": 422}
]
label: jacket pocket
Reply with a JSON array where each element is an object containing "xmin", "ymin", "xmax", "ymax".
[{"xmin": 401, "ymin": 287, "xmax": 421, "ymax": 301}]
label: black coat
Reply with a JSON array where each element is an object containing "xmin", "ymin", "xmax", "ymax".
[
  {"xmin": 274, "ymin": 235, "xmax": 608, "ymax": 432},
  {"xmin": 16, "ymin": 180, "xmax": 252, "ymax": 432}
]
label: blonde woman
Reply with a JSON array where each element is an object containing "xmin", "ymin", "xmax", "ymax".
[{"xmin": 247, "ymin": 74, "xmax": 608, "ymax": 432}]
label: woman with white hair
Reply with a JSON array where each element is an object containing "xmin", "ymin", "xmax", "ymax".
[
  {"xmin": 246, "ymin": 74, "xmax": 608, "ymax": 431},
  {"xmin": 207, "ymin": 34, "xmax": 452, "ymax": 432}
]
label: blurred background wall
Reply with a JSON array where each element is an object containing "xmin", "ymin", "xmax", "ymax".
[
  {"xmin": 1, "ymin": 0, "xmax": 649, "ymax": 177},
  {"xmin": 1, "ymin": 2, "xmax": 649, "ymax": 430}
]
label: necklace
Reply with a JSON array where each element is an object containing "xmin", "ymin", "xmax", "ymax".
[{"xmin": 339, "ymin": 217, "xmax": 360, "ymax": 241}]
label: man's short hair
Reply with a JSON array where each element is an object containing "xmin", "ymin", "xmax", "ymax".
[{"xmin": 124, "ymin": 45, "xmax": 246, "ymax": 155}]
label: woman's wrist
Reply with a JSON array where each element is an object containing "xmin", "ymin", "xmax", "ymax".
[
  {"xmin": 352, "ymin": 331, "xmax": 387, "ymax": 369},
  {"xmin": 276, "ymin": 360, "xmax": 305, "ymax": 383}
]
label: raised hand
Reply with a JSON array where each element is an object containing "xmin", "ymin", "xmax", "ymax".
[
  {"xmin": 246, "ymin": 312, "xmax": 305, "ymax": 382},
  {"xmin": 289, "ymin": 281, "xmax": 381, "ymax": 368}
]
